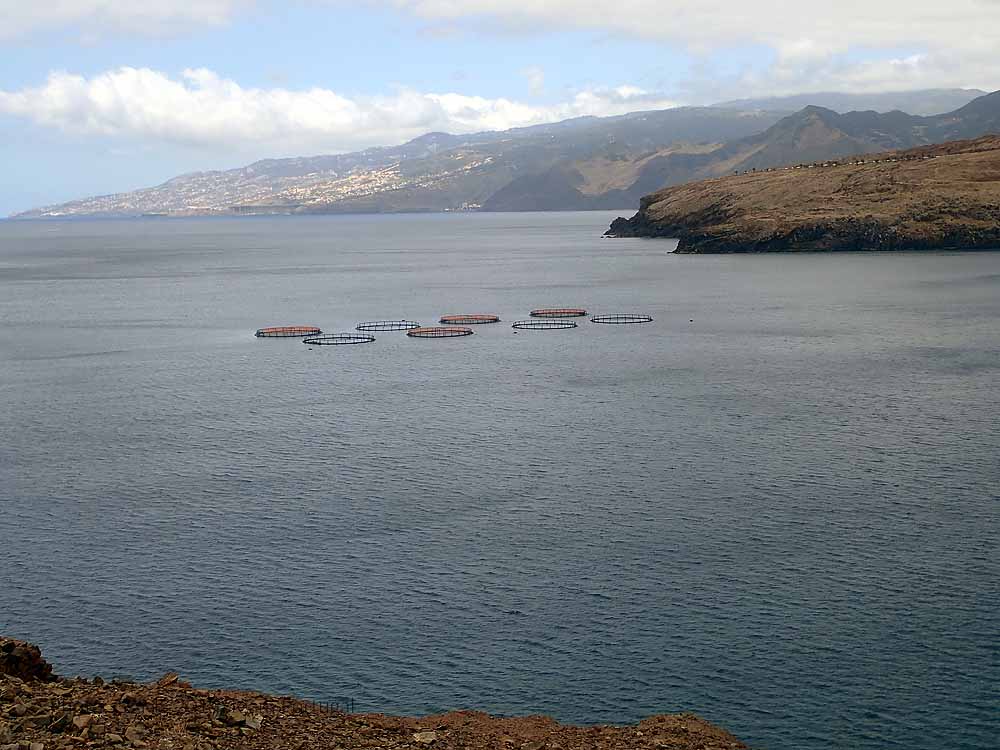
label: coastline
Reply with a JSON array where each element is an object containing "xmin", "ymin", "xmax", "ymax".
[
  {"xmin": 1, "ymin": 637, "xmax": 747, "ymax": 750},
  {"xmin": 605, "ymin": 136, "xmax": 1000, "ymax": 252}
]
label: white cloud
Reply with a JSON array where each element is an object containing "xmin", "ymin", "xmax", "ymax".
[
  {"xmin": 3, "ymin": 2, "xmax": 996, "ymax": 117},
  {"xmin": 0, "ymin": 1, "xmax": 244, "ymax": 41},
  {"xmin": 561, "ymin": 85, "xmax": 679, "ymax": 117},
  {"xmin": 378, "ymin": 1, "xmax": 998, "ymax": 51},
  {"xmin": 521, "ymin": 66, "xmax": 546, "ymax": 96},
  {"xmin": 0, "ymin": 67, "xmax": 681, "ymax": 153},
  {"xmin": 367, "ymin": 1, "xmax": 1000, "ymax": 94},
  {"xmin": 720, "ymin": 46, "xmax": 1000, "ymax": 101}
]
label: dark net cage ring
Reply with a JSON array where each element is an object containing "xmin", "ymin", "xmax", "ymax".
[
  {"xmin": 590, "ymin": 314, "xmax": 654, "ymax": 324},
  {"xmin": 407, "ymin": 326, "xmax": 475, "ymax": 338},
  {"xmin": 529, "ymin": 308, "xmax": 588, "ymax": 318},
  {"xmin": 439, "ymin": 314, "xmax": 501, "ymax": 324},
  {"xmin": 303, "ymin": 333, "xmax": 376, "ymax": 345},
  {"xmin": 256, "ymin": 325, "xmax": 322, "ymax": 338},
  {"xmin": 512, "ymin": 319, "xmax": 578, "ymax": 330},
  {"xmin": 356, "ymin": 320, "xmax": 421, "ymax": 332}
]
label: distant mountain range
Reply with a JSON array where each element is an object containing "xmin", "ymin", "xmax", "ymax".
[
  {"xmin": 13, "ymin": 88, "xmax": 999, "ymax": 219},
  {"xmin": 483, "ymin": 90, "xmax": 1000, "ymax": 211},
  {"xmin": 712, "ymin": 88, "xmax": 988, "ymax": 116}
]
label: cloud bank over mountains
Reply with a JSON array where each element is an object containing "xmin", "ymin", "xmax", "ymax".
[
  {"xmin": 0, "ymin": 67, "xmax": 680, "ymax": 152},
  {"xmin": 0, "ymin": 1, "xmax": 997, "ymax": 155}
]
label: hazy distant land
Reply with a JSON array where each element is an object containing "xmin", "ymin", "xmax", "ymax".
[{"xmin": 12, "ymin": 88, "xmax": 999, "ymax": 220}]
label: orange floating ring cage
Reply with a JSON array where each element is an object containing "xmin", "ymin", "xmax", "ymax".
[
  {"xmin": 356, "ymin": 320, "xmax": 421, "ymax": 332},
  {"xmin": 512, "ymin": 319, "xmax": 578, "ymax": 330},
  {"xmin": 256, "ymin": 325, "xmax": 322, "ymax": 338},
  {"xmin": 439, "ymin": 314, "xmax": 501, "ymax": 325},
  {"xmin": 530, "ymin": 308, "xmax": 587, "ymax": 318},
  {"xmin": 591, "ymin": 314, "xmax": 654, "ymax": 324},
  {"xmin": 303, "ymin": 333, "xmax": 375, "ymax": 345},
  {"xmin": 407, "ymin": 326, "xmax": 474, "ymax": 338}
]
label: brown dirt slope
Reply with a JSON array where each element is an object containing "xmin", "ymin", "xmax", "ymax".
[
  {"xmin": 606, "ymin": 135, "xmax": 1000, "ymax": 252},
  {"xmin": 0, "ymin": 637, "xmax": 745, "ymax": 750}
]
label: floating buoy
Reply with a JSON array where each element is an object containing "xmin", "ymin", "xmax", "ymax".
[
  {"xmin": 439, "ymin": 314, "xmax": 501, "ymax": 324},
  {"xmin": 303, "ymin": 333, "xmax": 375, "ymax": 345},
  {"xmin": 407, "ymin": 326, "xmax": 474, "ymax": 338},
  {"xmin": 512, "ymin": 319, "xmax": 578, "ymax": 330},
  {"xmin": 590, "ymin": 314, "xmax": 653, "ymax": 324},
  {"xmin": 255, "ymin": 326, "xmax": 322, "ymax": 338},
  {"xmin": 356, "ymin": 320, "xmax": 421, "ymax": 332},
  {"xmin": 530, "ymin": 308, "xmax": 587, "ymax": 318}
]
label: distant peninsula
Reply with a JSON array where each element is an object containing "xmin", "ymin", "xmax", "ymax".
[
  {"xmin": 11, "ymin": 89, "xmax": 1000, "ymax": 220},
  {"xmin": 606, "ymin": 136, "xmax": 1000, "ymax": 252}
]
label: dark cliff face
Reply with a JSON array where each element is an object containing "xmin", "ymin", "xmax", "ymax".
[
  {"xmin": 605, "ymin": 136, "xmax": 1000, "ymax": 253},
  {"xmin": 609, "ymin": 215, "xmax": 1000, "ymax": 253},
  {"xmin": 0, "ymin": 637, "xmax": 54, "ymax": 682},
  {"xmin": 609, "ymin": 218, "xmax": 1000, "ymax": 254},
  {"xmin": 607, "ymin": 199, "xmax": 735, "ymax": 244}
]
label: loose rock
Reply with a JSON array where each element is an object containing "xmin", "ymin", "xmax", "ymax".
[
  {"xmin": 0, "ymin": 641, "xmax": 53, "ymax": 683},
  {"xmin": 0, "ymin": 636, "xmax": 747, "ymax": 750},
  {"xmin": 123, "ymin": 723, "xmax": 145, "ymax": 743},
  {"xmin": 156, "ymin": 673, "xmax": 179, "ymax": 688},
  {"xmin": 243, "ymin": 714, "xmax": 262, "ymax": 731}
]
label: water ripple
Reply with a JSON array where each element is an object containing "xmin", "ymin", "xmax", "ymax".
[{"xmin": 1, "ymin": 214, "xmax": 998, "ymax": 750}]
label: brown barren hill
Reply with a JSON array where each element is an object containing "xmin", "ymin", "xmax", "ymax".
[
  {"xmin": 0, "ymin": 636, "xmax": 746, "ymax": 750},
  {"xmin": 606, "ymin": 135, "xmax": 1000, "ymax": 252}
]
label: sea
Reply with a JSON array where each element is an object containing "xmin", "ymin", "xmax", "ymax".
[{"xmin": 1, "ymin": 211, "xmax": 997, "ymax": 750}]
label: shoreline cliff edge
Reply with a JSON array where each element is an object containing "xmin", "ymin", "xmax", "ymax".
[
  {"xmin": 1, "ymin": 636, "xmax": 746, "ymax": 750},
  {"xmin": 605, "ymin": 135, "xmax": 1000, "ymax": 253}
]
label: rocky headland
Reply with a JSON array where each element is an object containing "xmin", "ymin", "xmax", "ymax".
[
  {"xmin": 606, "ymin": 135, "xmax": 1000, "ymax": 252},
  {"xmin": 1, "ymin": 637, "xmax": 746, "ymax": 750}
]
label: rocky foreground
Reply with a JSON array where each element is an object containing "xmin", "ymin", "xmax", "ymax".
[
  {"xmin": 1, "ymin": 638, "xmax": 745, "ymax": 750},
  {"xmin": 606, "ymin": 135, "xmax": 1000, "ymax": 252}
]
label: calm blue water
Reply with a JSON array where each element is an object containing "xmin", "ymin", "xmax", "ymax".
[{"xmin": 1, "ymin": 212, "xmax": 997, "ymax": 750}]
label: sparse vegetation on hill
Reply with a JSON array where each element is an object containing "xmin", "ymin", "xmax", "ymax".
[{"xmin": 606, "ymin": 136, "xmax": 1000, "ymax": 252}]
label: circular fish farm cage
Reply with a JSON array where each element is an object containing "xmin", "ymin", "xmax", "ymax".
[
  {"xmin": 356, "ymin": 320, "xmax": 421, "ymax": 332},
  {"xmin": 439, "ymin": 314, "xmax": 501, "ymax": 325},
  {"xmin": 303, "ymin": 333, "xmax": 376, "ymax": 345},
  {"xmin": 255, "ymin": 325, "xmax": 322, "ymax": 338},
  {"xmin": 512, "ymin": 319, "xmax": 578, "ymax": 330},
  {"xmin": 590, "ymin": 314, "xmax": 654, "ymax": 324},
  {"xmin": 529, "ymin": 308, "xmax": 588, "ymax": 318},
  {"xmin": 407, "ymin": 326, "xmax": 475, "ymax": 338}
]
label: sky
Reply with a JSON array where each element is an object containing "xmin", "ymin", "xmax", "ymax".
[{"xmin": 1, "ymin": 0, "xmax": 999, "ymax": 215}]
